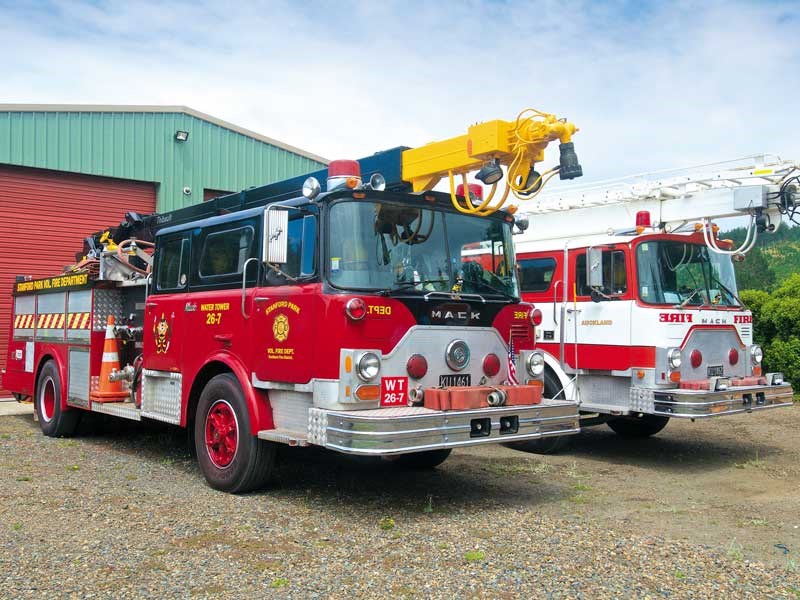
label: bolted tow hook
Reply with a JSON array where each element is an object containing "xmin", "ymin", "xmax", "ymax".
[{"xmin": 486, "ymin": 388, "xmax": 507, "ymax": 407}]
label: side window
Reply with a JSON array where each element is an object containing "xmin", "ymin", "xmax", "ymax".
[
  {"xmin": 199, "ymin": 226, "xmax": 254, "ymax": 278},
  {"xmin": 576, "ymin": 250, "xmax": 627, "ymax": 296},
  {"xmin": 519, "ymin": 257, "xmax": 556, "ymax": 292},
  {"xmin": 266, "ymin": 214, "xmax": 317, "ymax": 284},
  {"xmin": 156, "ymin": 237, "xmax": 188, "ymax": 292}
]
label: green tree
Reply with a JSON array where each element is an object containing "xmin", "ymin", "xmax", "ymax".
[{"xmin": 733, "ymin": 247, "xmax": 775, "ymax": 291}]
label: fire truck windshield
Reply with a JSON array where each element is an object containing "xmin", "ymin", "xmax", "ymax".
[
  {"xmin": 636, "ymin": 240, "xmax": 740, "ymax": 308},
  {"xmin": 328, "ymin": 199, "xmax": 519, "ymax": 298}
]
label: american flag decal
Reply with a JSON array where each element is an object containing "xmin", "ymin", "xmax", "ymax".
[{"xmin": 507, "ymin": 335, "xmax": 519, "ymax": 385}]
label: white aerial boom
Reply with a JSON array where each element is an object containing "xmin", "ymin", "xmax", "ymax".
[{"xmin": 519, "ymin": 154, "xmax": 799, "ymax": 254}]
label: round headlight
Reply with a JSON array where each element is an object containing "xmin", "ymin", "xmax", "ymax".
[
  {"xmin": 302, "ymin": 176, "xmax": 321, "ymax": 200},
  {"xmin": 667, "ymin": 348, "xmax": 682, "ymax": 370},
  {"xmin": 526, "ymin": 352, "xmax": 545, "ymax": 377},
  {"xmin": 357, "ymin": 352, "xmax": 381, "ymax": 381},
  {"xmin": 750, "ymin": 345, "xmax": 763, "ymax": 365}
]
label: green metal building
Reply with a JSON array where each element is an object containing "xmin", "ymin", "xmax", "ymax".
[
  {"xmin": 0, "ymin": 105, "xmax": 327, "ymax": 390},
  {"xmin": 0, "ymin": 104, "xmax": 328, "ymax": 211}
]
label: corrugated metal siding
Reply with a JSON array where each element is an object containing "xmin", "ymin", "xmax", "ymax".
[
  {"xmin": 0, "ymin": 165, "xmax": 156, "ymax": 394},
  {"xmin": 0, "ymin": 111, "xmax": 325, "ymax": 212}
]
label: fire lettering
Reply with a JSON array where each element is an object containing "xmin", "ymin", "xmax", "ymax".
[
  {"xmin": 733, "ymin": 315, "xmax": 753, "ymax": 324},
  {"xmin": 658, "ymin": 313, "xmax": 693, "ymax": 323}
]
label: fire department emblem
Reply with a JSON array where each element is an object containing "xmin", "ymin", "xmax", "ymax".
[
  {"xmin": 272, "ymin": 314, "xmax": 289, "ymax": 342},
  {"xmin": 154, "ymin": 313, "xmax": 172, "ymax": 354}
]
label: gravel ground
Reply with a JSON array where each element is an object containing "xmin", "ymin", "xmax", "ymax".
[{"xmin": 1, "ymin": 405, "xmax": 799, "ymax": 599}]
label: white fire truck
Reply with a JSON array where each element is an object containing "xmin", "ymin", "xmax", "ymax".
[
  {"xmin": 511, "ymin": 155, "xmax": 796, "ymax": 450},
  {"xmin": 2, "ymin": 110, "xmax": 586, "ymax": 492}
]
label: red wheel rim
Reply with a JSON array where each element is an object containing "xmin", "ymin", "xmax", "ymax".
[
  {"xmin": 40, "ymin": 377, "xmax": 55, "ymax": 422},
  {"xmin": 205, "ymin": 400, "xmax": 239, "ymax": 468}
]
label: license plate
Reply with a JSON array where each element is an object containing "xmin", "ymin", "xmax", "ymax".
[
  {"xmin": 439, "ymin": 374, "xmax": 471, "ymax": 387},
  {"xmin": 707, "ymin": 365, "xmax": 724, "ymax": 377}
]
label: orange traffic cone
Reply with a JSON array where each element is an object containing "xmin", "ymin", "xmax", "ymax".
[{"xmin": 90, "ymin": 315, "xmax": 130, "ymax": 403}]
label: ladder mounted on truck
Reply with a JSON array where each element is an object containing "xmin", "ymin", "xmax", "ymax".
[{"xmin": 520, "ymin": 154, "xmax": 799, "ymax": 254}]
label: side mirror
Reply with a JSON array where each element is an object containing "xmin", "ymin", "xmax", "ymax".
[
  {"xmin": 263, "ymin": 207, "xmax": 289, "ymax": 264},
  {"xmin": 587, "ymin": 247, "xmax": 603, "ymax": 289}
]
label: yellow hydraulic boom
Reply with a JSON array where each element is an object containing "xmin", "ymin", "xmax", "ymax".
[{"xmin": 401, "ymin": 108, "xmax": 582, "ymax": 216}]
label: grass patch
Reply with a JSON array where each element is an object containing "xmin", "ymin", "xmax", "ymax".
[
  {"xmin": 565, "ymin": 461, "xmax": 587, "ymax": 480},
  {"xmin": 786, "ymin": 558, "xmax": 798, "ymax": 573},
  {"xmin": 727, "ymin": 539, "xmax": 744, "ymax": 561},
  {"xmin": 464, "ymin": 550, "xmax": 485, "ymax": 562},
  {"xmin": 734, "ymin": 450, "xmax": 765, "ymax": 470},
  {"xmin": 269, "ymin": 578, "xmax": 289, "ymax": 588},
  {"xmin": 573, "ymin": 483, "xmax": 591, "ymax": 492},
  {"xmin": 379, "ymin": 516, "xmax": 395, "ymax": 531},
  {"xmin": 11, "ymin": 522, "xmax": 22, "ymax": 531},
  {"xmin": 15, "ymin": 476, "xmax": 31, "ymax": 482},
  {"xmin": 674, "ymin": 570, "xmax": 686, "ymax": 581},
  {"xmin": 568, "ymin": 494, "xmax": 589, "ymax": 505},
  {"xmin": 66, "ymin": 464, "xmax": 80, "ymax": 472}
]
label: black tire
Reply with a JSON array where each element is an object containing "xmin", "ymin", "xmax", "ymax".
[
  {"xmin": 384, "ymin": 448, "xmax": 452, "ymax": 469},
  {"xmin": 35, "ymin": 360, "xmax": 79, "ymax": 437},
  {"xmin": 194, "ymin": 374, "xmax": 276, "ymax": 493},
  {"xmin": 505, "ymin": 369, "xmax": 571, "ymax": 454},
  {"xmin": 607, "ymin": 414, "xmax": 670, "ymax": 438}
]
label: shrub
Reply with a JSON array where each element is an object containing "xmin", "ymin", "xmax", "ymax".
[{"xmin": 743, "ymin": 274, "xmax": 800, "ymax": 384}]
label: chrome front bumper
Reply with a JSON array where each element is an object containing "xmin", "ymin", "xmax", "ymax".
[
  {"xmin": 631, "ymin": 383, "xmax": 794, "ymax": 419},
  {"xmin": 306, "ymin": 400, "xmax": 580, "ymax": 456}
]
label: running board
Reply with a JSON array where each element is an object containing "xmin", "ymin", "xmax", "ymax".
[
  {"xmin": 90, "ymin": 400, "xmax": 141, "ymax": 421},
  {"xmin": 257, "ymin": 428, "xmax": 309, "ymax": 446}
]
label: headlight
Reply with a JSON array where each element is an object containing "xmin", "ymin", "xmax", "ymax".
[
  {"xmin": 526, "ymin": 351, "xmax": 545, "ymax": 377},
  {"xmin": 667, "ymin": 348, "xmax": 682, "ymax": 370},
  {"xmin": 357, "ymin": 352, "xmax": 381, "ymax": 381},
  {"xmin": 750, "ymin": 345, "xmax": 763, "ymax": 365}
]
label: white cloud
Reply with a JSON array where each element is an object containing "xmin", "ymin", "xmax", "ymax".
[{"xmin": 1, "ymin": 0, "xmax": 798, "ymax": 187}]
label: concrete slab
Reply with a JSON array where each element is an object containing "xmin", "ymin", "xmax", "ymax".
[{"xmin": 0, "ymin": 400, "xmax": 33, "ymax": 417}]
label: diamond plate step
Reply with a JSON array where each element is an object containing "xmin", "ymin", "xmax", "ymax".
[{"xmin": 257, "ymin": 428, "xmax": 309, "ymax": 446}]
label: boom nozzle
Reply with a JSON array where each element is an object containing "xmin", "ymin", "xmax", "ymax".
[{"xmin": 558, "ymin": 142, "xmax": 583, "ymax": 180}]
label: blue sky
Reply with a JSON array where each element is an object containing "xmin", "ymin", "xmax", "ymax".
[{"xmin": 1, "ymin": 0, "xmax": 799, "ymax": 189}]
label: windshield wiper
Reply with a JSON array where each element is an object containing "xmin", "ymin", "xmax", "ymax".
[
  {"xmin": 674, "ymin": 288, "xmax": 705, "ymax": 309},
  {"xmin": 712, "ymin": 279, "xmax": 744, "ymax": 308},
  {"xmin": 378, "ymin": 279, "xmax": 449, "ymax": 296},
  {"xmin": 467, "ymin": 278, "xmax": 516, "ymax": 300}
]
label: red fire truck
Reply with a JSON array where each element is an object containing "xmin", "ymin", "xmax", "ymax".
[
  {"xmin": 2, "ymin": 111, "xmax": 585, "ymax": 492},
  {"xmin": 510, "ymin": 155, "xmax": 796, "ymax": 452}
]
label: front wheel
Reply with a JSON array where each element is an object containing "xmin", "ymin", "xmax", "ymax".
[
  {"xmin": 383, "ymin": 449, "xmax": 452, "ymax": 469},
  {"xmin": 505, "ymin": 369, "xmax": 571, "ymax": 454},
  {"xmin": 607, "ymin": 414, "xmax": 670, "ymax": 438},
  {"xmin": 194, "ymin": 374, "xmax": 275, "ymax": 493},
  {"xmin": 36, "ymin": 360, "xmax": 79, "ymax": 437}
]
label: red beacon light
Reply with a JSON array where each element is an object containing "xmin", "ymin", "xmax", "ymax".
[
  {"xmin": 327, "ymin": 159, "xmax": 362, "ymax": 192},
  {"xmin": 635, "ymin": 211, "xmax": 651, "ymax": 233},
  {"xmin": 456, "ymin": 183, "xmax": 484, "ymax": 205}
]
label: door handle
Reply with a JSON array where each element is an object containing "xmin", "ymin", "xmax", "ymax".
[
  {"xmin": 146, "ymin": 302, "xmax": 157, "ymax": 308},
  {"xmin": 254, "ymin": 297, "xmax": 271, "ymax": 304}
]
